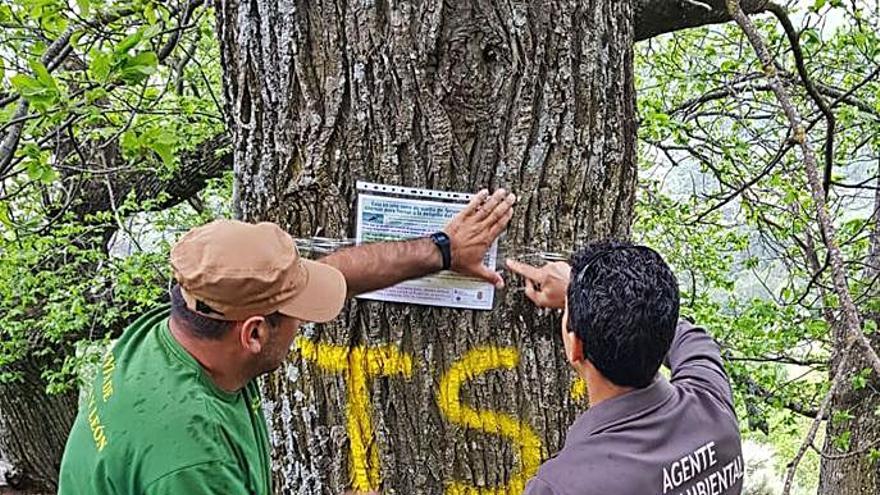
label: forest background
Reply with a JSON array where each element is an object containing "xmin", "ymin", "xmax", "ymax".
[{"xmin": 0, "ymin": 0, "xmax": 879, "ymax": 494}]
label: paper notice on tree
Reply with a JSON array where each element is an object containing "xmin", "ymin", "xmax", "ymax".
[{"xmin": 355, "ymin": 182, "xmax": 498, "ymax": 310}]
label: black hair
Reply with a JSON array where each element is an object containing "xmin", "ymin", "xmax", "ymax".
[
  {"xmin": 566, "ymin": 240, "xmax": 680, "ymax": 388},
  {"xmin": 169, "ymin": 284, "xmax": 284, "ymax": 339}
]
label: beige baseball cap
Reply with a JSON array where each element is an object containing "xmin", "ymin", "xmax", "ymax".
[{"xmin": 170, "ymin": 220, "xmax": 347, "ymax": 322}]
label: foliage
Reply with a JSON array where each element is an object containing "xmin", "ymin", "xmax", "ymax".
[
  {"xmin": 0, "ymin": 0, "xmax": 225, "ymax": 389},
  {"xmin": 635, "ymin": 1, "xmax": 880, "ymax": 491},
  {"xmin": 1, "ymin": 0, "xmax": 879, "ymax": 493}
]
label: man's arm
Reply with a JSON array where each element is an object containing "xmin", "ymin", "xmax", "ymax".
[
  {"xmin": 506, "ymin": 259, "xmax": 736, "ymax": 416},
  {"xmin": 145, "ymin": 461, "xmax": 249, "ymax": 494},
  {"xmin": 664, "ymin": 320, "xmax": 736, "ymax": 415},
  {"xmin": 320, "ymin": 188, "xmax": 516, "ymax": 298}
]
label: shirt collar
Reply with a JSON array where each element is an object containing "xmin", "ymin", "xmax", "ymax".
[{"xmin": 567, "ymin": 375, "xmax": 674, "ymax": 440}]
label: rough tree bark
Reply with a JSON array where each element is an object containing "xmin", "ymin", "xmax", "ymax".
[
  {"xmin": 0, "ymin": 358, "xmax": 77, "ymax": 492},
  {"xmin": 218, "ymin": 0, "xmax": 635, "ymax": 493},
  {"xmin": 818, "ymin": 336, "xmax": 880, "ymax": 494}
]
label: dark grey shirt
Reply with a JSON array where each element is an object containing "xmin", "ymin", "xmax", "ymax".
[{"xmin": 525, "ymin": 321, "xmax": 743, "ymax": 495}]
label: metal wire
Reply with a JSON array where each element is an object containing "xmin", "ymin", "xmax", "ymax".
[
  {"xmin": 292, "ymin": 236, "xmax": 571, "ymax": 269},
  {"xmin": 293, "ymin": 236, "xmax": 357, "ymax": 255}
]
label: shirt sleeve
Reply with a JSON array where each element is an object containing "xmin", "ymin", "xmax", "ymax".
[
  {"xmin": 145, "ymin": 461, "xmax": 250, "ymax": 494},
  {"xmin": 665, "ymin": 319, "xmax": 736, "ymax": 415},
  {"xmin": 524, "ymin": 476, "xmax": 560, "ymax": 495}
]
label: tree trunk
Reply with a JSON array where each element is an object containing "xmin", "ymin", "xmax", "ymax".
[
  {"xmin": 0, "ymin": 356, "xmax": 77, "ymax": 492},
  {"xmin": 218, "ymin": 0, "xmax": 635, "ymax": 493},
  {"xmin": 818, "ymin": 173, "xmax": 880, "ymax": 494},
  {"xmin": 818, "ymin": 332, "xmax": 880, "ymax": 495}
]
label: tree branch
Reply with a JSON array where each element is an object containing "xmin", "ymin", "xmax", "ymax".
[
  {"xmin": 69, "ymin": 133, "xmax": 231, "ymax": 219},
  {"xmin": 729, "ymin": 0, "xmax": 880, "ymax": 377},
  {"xmin": 0, "ymin": 0, "xmax": 205, "ymax": 178},
  {"xmin": 737, "ymin": 373, "xmax": 819, "ymax": 418},
  {"xmin": 635, "ymin": 0, "xmax": 770, "ymax": 42},
  {"xmin": 0, "ymin": 25, "xmax": 75, "ymax": 177},
  {"xmin": 782, "ymin": 343, "xmax": 854, "ymax": 495},
  {"xmin": 766, "ymin": 2, "xmax": 836, "ymax": 199}
]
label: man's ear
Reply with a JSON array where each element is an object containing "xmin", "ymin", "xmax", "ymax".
[
  {"xmin": 239, "ymin": 316, "xmax": 269, "ymax": 355},
  {"xmin": 562, "ymin": 329, "xmax": 585, "ymax": 366}
]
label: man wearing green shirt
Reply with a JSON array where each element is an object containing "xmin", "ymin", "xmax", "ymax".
[{"xmin": 59, "ymin": 188, "xmax": 516, "ymax": 495}]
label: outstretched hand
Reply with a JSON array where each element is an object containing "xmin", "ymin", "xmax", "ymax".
[
  {"xmin": 505, "ymin": 259, "xmax": 571, "ymax": 309},
  {"xmin": 443, "ymin": 188, "xmax": 517, "ymax": 288}
]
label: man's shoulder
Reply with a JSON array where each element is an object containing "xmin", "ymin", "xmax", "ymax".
[
  {"xmin": 96, "ymin": 365, "xmax": 238, "ymax": 484},
  {"xmin": 109, "ymin": 374, "xmax": 234, "ymax": 447}
]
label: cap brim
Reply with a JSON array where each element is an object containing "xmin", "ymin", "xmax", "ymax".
[{"xmin": 277, "ymin": 260, "xmax": 347, "ymax": 323}]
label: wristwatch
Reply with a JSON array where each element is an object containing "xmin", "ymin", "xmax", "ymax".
[{"xmin": 430, "ymin": 231, "xmax": 452, "ymax": 270}]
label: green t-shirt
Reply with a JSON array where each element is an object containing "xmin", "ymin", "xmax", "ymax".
[{"xmin": 59, "ymin": 305, "xmax": 272, "ymax": 494}]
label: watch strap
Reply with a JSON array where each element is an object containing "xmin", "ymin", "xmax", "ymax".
[{"xmin": 430, "ymin": 231, "xmax": 452, "ymax": 270}]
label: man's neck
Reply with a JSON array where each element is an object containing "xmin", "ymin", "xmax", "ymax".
[
  {"xmin": 582, "ymin": 365, "xmax": 636, "ymax": 407},
  {"xmin": 168, "ymin": 317, "xmax": 249, "ymax": 393}
]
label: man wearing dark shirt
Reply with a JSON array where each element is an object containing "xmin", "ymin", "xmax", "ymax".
[{"xmin": 506, "ymin": 242, "xmax": 743, "ymax": 495}]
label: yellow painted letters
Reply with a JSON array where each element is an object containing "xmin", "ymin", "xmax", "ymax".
[
  {"xmin": 297, "ymin": 337, "xmax": 413, "ymax": 492},
  {"xmin": 437, "ymin": 347, "xmax": 543, "ymax": 495}
]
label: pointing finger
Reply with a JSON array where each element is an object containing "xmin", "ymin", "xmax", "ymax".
[
  {"xmin": 524, "ymin": 278, "xmax": 540, "ymax": 305},
  {"xmin": 506, "ymin": 259, "xmax": 543, "ymax": 283}
]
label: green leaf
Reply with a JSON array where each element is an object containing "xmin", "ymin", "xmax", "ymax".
[
  {"xmin": 144, "ymin": 127, "xmax": 177, "ymax": 166},
  {"xmin": 76, "ymin": 0, "xmax": 90, "ymax": 16},
  {"xmin": 40, "ymin": 166, "xmax": 58, "ymax": 184},
  {"xmin": 143, "ymin": 23, "xmax": 162, "ymax": 40},
  {"xmin": 720, "ymin": 60, "xmax": 738, "ymax": 72},
  {"xmin": 89, "ymin": 51, "xmax": 112, "ymax": 82},
  {"xmin": 833, "ymin": 430, "xmax": 852, "ymax": 451},
  {"xmin": 118, "ymin": 51, "xmax": 158, "ymax": 84},
  {"xmin": 144, "ymin": 4, "xmax": 157, "ymax": 24},
  {"xmin": 25, "ymin": 159, "xmax": 51, "ymax": 182},
  {"xmin": 10, "ymin": 74, "xmax": 57, "ymax": 110},
  {"xmin": 813, "ymin": 0, "xmax": 826, "ymax": 11},
  {"xmin": 802, "ymin": 29, "xmax": 821, "ymax": 47},
  {"xmin": 115, "ymin": 30, "xmax": 144, "ymax": 55},
  {"xmin": 29, "ymin": 61, "xmax": 55, "ymax": 89},
  {"xmin": 10, "ymin": 74, "xmax": 41, "ymax": 95},
  {"xmin": 85, "ymin": 87, "xmax": 107, "ymax": 104},
  {"xmin": 150, "ymin": 142, "xmax": 174, "ymax": 166},
  {"xmin": 852, "ymin": 367, "xmax": 872, "ymax": 391},
  {"xmin": 0, "ymin": 202, "xmax": 12, "ymax": 228},
  {"xmin": 120, "ymin": 130, "xmax": 138, "ymax": 153}
]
